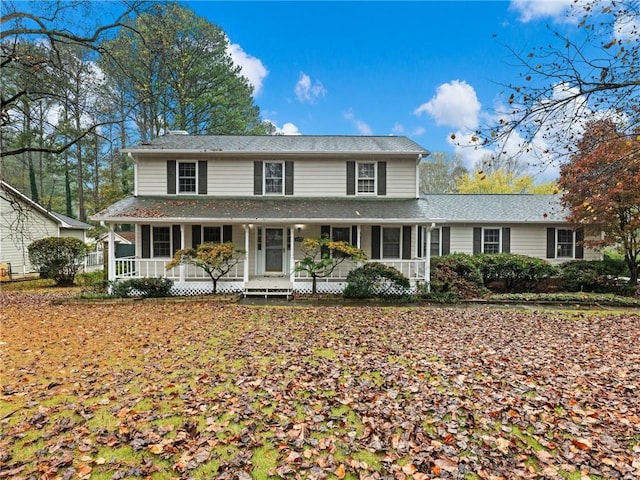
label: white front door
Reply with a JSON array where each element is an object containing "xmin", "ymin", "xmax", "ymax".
[{"xmin": 264, "ymin": 227, "xmax": 284, "ymax": 274}]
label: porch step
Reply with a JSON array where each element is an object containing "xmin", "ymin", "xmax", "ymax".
[
  {"xmin": 243, "ymin": 286, "xmax": 293, "ymax": 299},
  {"xmin": 243, "ymin": 278, "xmax": 293, "ymax": 299}
]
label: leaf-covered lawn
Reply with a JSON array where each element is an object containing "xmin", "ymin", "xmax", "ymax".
[{"xmin": 1, "ymin": 292, "xmax": 639, "ymax": 480}]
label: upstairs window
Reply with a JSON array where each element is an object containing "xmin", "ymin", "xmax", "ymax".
[
  {"xmin": 357, "ymin": 162, "xmax": 376, "ymax": 194},
  {"xmin": 264, "ymin": 162, "xmax": 284, "ymax": 194},
  {"xmin": 178, "ymin": 162, "xmax": 197, "ymax": 193}
]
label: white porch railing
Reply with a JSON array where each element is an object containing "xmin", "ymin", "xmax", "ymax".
[
  {"xmin": 113, "ymin": 258, "xmax": 427, "ymax": 282},
  {"xmin": 113, "ymin": 257, "xmax": 245, "ymax": 280},
  {"xmin": 294, "ymin": 258, "xmax": 427, "ymax": 281}
]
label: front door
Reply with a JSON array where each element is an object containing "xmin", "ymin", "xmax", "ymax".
[{"xmin": 264, "ymin": 228, "xmax": 284, "ymax": 273}]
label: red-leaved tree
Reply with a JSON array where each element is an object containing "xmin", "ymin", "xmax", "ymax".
[{"xmin": 558, "ymin": 119, "xmax": 640, "ymax": 285}]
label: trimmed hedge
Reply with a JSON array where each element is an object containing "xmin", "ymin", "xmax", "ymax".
[
  {"xmin": 343, "ymin": 262, "xmax": 410, "ymax": 298},
  {"xmin": 111, "ymin": 277, "xmax": 174, "ymax": 298},
  {"xmin": 474, "ymin": 253, "xmax": 557, "ymax": 293}
]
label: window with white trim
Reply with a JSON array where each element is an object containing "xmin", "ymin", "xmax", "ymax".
[
  {"xmin": 203, "ymin": 226, "xmax": 222, "ymax": 243},
  {"xmin": 152, "ymin": 227, "xmax": 171, "ymax": 257},
  {"xmin": 357, "ymin": 162, "xmax": 376, "ymax": 194},
  {"xmin": 483, "ymin": 228, "xmax": 501, "ymax": 254},
  {"xmin": 178, "ymin": 161, "xmax": 197, "ymax": 193},
  {"xmin": 331, "ymin": 227, "xmax": 351, "ymax": 258},
  {"xmin": 557, "ymin": 229, "xmax": 574, "ymax": 258},
  {"xmin": 264, "ymin": 162, "xmax": 284, "ymax": 194},
  {"xmin": 430, "ymin": 227, "xmax": 441, "ymax": 257},
  {"xmin": 382, "ymin": 227, "xmax": 401, "ymax": 258}
]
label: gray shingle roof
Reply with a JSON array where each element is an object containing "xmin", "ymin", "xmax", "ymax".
[
  {"xmin": 420, "ymin": 194, "xmax": 567, "ymax": 222},
  {"xmin": 124, "ymin": 134, "xmax": 429, "ymax": 155},
  {"xmin": 92, "ymin": 194, "xmax": 568, "ymax": 224}
]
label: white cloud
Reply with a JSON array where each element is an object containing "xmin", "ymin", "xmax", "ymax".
[
  {"xmin": 344, "ymin": 109, "xmax": 372, "ymax": 135},
  {"xmin": 226, "ymin": 42, "xmax": 268, "ymax": 96},
  {"xmin": 294, "ymin": 73, "xmax": 327, "ymax": 103},
  {"xmin": 614, "ymin": 13, "xmax": 640, "ymax": 41},
  {"xmin": 509, "ymin": 0, "xmax": 575, "ymax": 23},
  {"xmin": 415, "ymin": 80, "xmax": 481, "ymax": 130},
  {"xmin": 264, "ymin": 119, "xmax": 301, "ymax": 135},
  {"xmin": 279, "ymin": 122, "xmax": 301, "ymax": 135}
]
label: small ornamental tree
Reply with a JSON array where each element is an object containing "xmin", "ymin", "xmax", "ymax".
[
  {"xmin": 166, "ymin": 242, "xmax": 245, "ymax": 294},
  {"xmin": 295, "ymin": 237, "xmax": 367, "ymax": 294},
  {"xmin": 28, "ymin": 237, "xmax": 89, "ymax": 286},
  {"xmin": 558, "ymin": 119, "xmax": 640, "ymax": 285}
]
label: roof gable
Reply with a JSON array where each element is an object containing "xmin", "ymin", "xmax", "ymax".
[{"xmin": 1, "ymin": 180, "xmax": 91, "ymax": 230}]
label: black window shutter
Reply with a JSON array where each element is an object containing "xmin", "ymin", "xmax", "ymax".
[
  {"xmin": 198, "ymin": 161, "xmax": 207, "ymax": 194},
  {"xmin": 351, "ymin": 225, "xmax": 358, "ymax": 247},
  {"xmin": 575, "ymin": 228, "xmax": 584, "ymax": 259},
  {"xmin": 371, "ymin": 226, "xmax": 381, "ymax": 259},
  {"xmin": 417, "ymin": 227, "xmax": 423, "ymax": 257},
  {"xmin": 167, "ymin": 161, "xmax": 176, "ymax": 194},
  {"xmin": 320, "ymin": 225, "xmax": 331, "ymax": 257},
  {"xmin": 402, "ymin": 225, "xmax": 412, "ymax": 259},
  {"xmin": 172, "ymin": 225, "xmax": 181, "ymax": 254},
  {"xmin": 442, "ymin": 227, "xmax": 451, "ymax": 255},
  {"xmin": 254, "ymin": 161, "xmax": 263, "ymax": 195},
  {"xmin": 377, "ymin": 161, "xmax": 387, "ymax": 196},
  {"xmin": 223, "ymin": 225, "xmax": 233, "ymax": 243},
  {"xmin": 192, "ymin": 225, "xmax": 201, "ymax": 248},
  {"xmin": 285, "ymin": 161, "xmax": 294, "ymax": 195},
  {"xmin": 473, "ymin": 227, "xmax": 482, "ymax": 255},
  {"xmin": 141, "ymin": 225, "xmax": 151, "ymax": 258},
  {"xmin": 502, "ymin": 227, "xmax": 511, "ymax": 253},
  {"xmin": 346, "ymin": 161, "xmax": 356, "ymax": 195},
  {"xmin": 546, "ymin": 228, "xmax": 556, "ymax": 259}
]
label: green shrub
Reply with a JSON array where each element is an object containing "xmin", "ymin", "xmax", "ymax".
[
  {"xmin": 475, "ymin": 253, "xmax": 557, "ymax": 292},
  {"xmin": 414, "ymin": 281, "xmax": 460, "ymax": 303},
  {"xmin": 28, "ymin": 237, "xmax": 89, "ymax": 286},
  {"xmin": 75, "ymin": 270, "xmax": 107, "ymax": 292},
  {"xmin": 431, "ymin": 254, "xmax": 486, "ymax": 298},
  {"xmin": 558, "ymin": 260, "xmax": 622, "ymax": 293},
  {"xmin": 343, "ymin": 262, "xmax": 410, "ymax": 299},
  {"xmin": 111, "ymin": 277, "xmax": 174, "ymax": 298}
]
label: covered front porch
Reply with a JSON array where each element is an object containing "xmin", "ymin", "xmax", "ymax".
[
  {"xmin": 110, "ymin": 255, "xmax": 429, "ymax": 297},
  {"xmin": 96, "ymin": 196, "xmax": 439, "ymax": 297}
]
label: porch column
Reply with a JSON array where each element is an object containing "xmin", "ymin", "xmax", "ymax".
[
  {"xmin": 289, "ymin": 225, "xmax": 295, "ymax": 283},
  {"xmin": 179, "ymin": 225, "xmax": 186, "ymax": 283},
  {"xmin": 107, "ymin": 224, "xmax": 116, "ymax": 282},
  {"xmin": 425, "ymin": 223, "xmax": 434, "ymax": 292},
  {"xmin": 243, "ymin": 225, "xmax": 250, "ymax": 283},
  {"xmin": 356, "ymin": 225, "xmax": 362, "ymax": 248}
]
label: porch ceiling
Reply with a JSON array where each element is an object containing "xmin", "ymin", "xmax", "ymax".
[{"xmin": 91, "ymin": 196, "xmax": 433, "ymax": 224}]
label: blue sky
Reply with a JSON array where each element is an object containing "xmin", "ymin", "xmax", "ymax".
[{"xmin": 184, "ymin": 1, "xmax": 594, "ymax": 178}]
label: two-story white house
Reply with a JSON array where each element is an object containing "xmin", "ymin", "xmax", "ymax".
[{"xmin": 92, "ymin": 134, "xmax": 599, "ymax": 296}]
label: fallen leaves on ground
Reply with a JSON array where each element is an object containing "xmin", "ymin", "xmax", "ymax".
[{"xmin": 1, "ymin": 291, "xmax": 639, "ymax": 479}]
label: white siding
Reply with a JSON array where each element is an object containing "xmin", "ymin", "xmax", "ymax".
[
  {"xmin": 0, "ymin": 195, "xmax": 60, "ymax": 274},
  {"xmin": 136, "ymin": 158, "xmax": 169, "ymax": 195},
  {"xmin": 445, "ymin": 223, "xmax": 602, "ymax": 264},
  {"xmin": 294, "ymin": 160, "xmax": 346, "ymax": 196},
  {"xmin": 135, "ymin": 157, "xmax": 418, "ymax": 198},
  {"xmin": 209, "ymin": 160, "xmax": 254, "ymax": 196},
  {"xmin": 385, "ymin": 159, "xmax": 416, "ymax": 198}
]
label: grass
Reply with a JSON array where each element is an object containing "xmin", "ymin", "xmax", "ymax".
[{"xmin": 1, "ymin": 291, "xmax": 639, "ymax": 479}]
